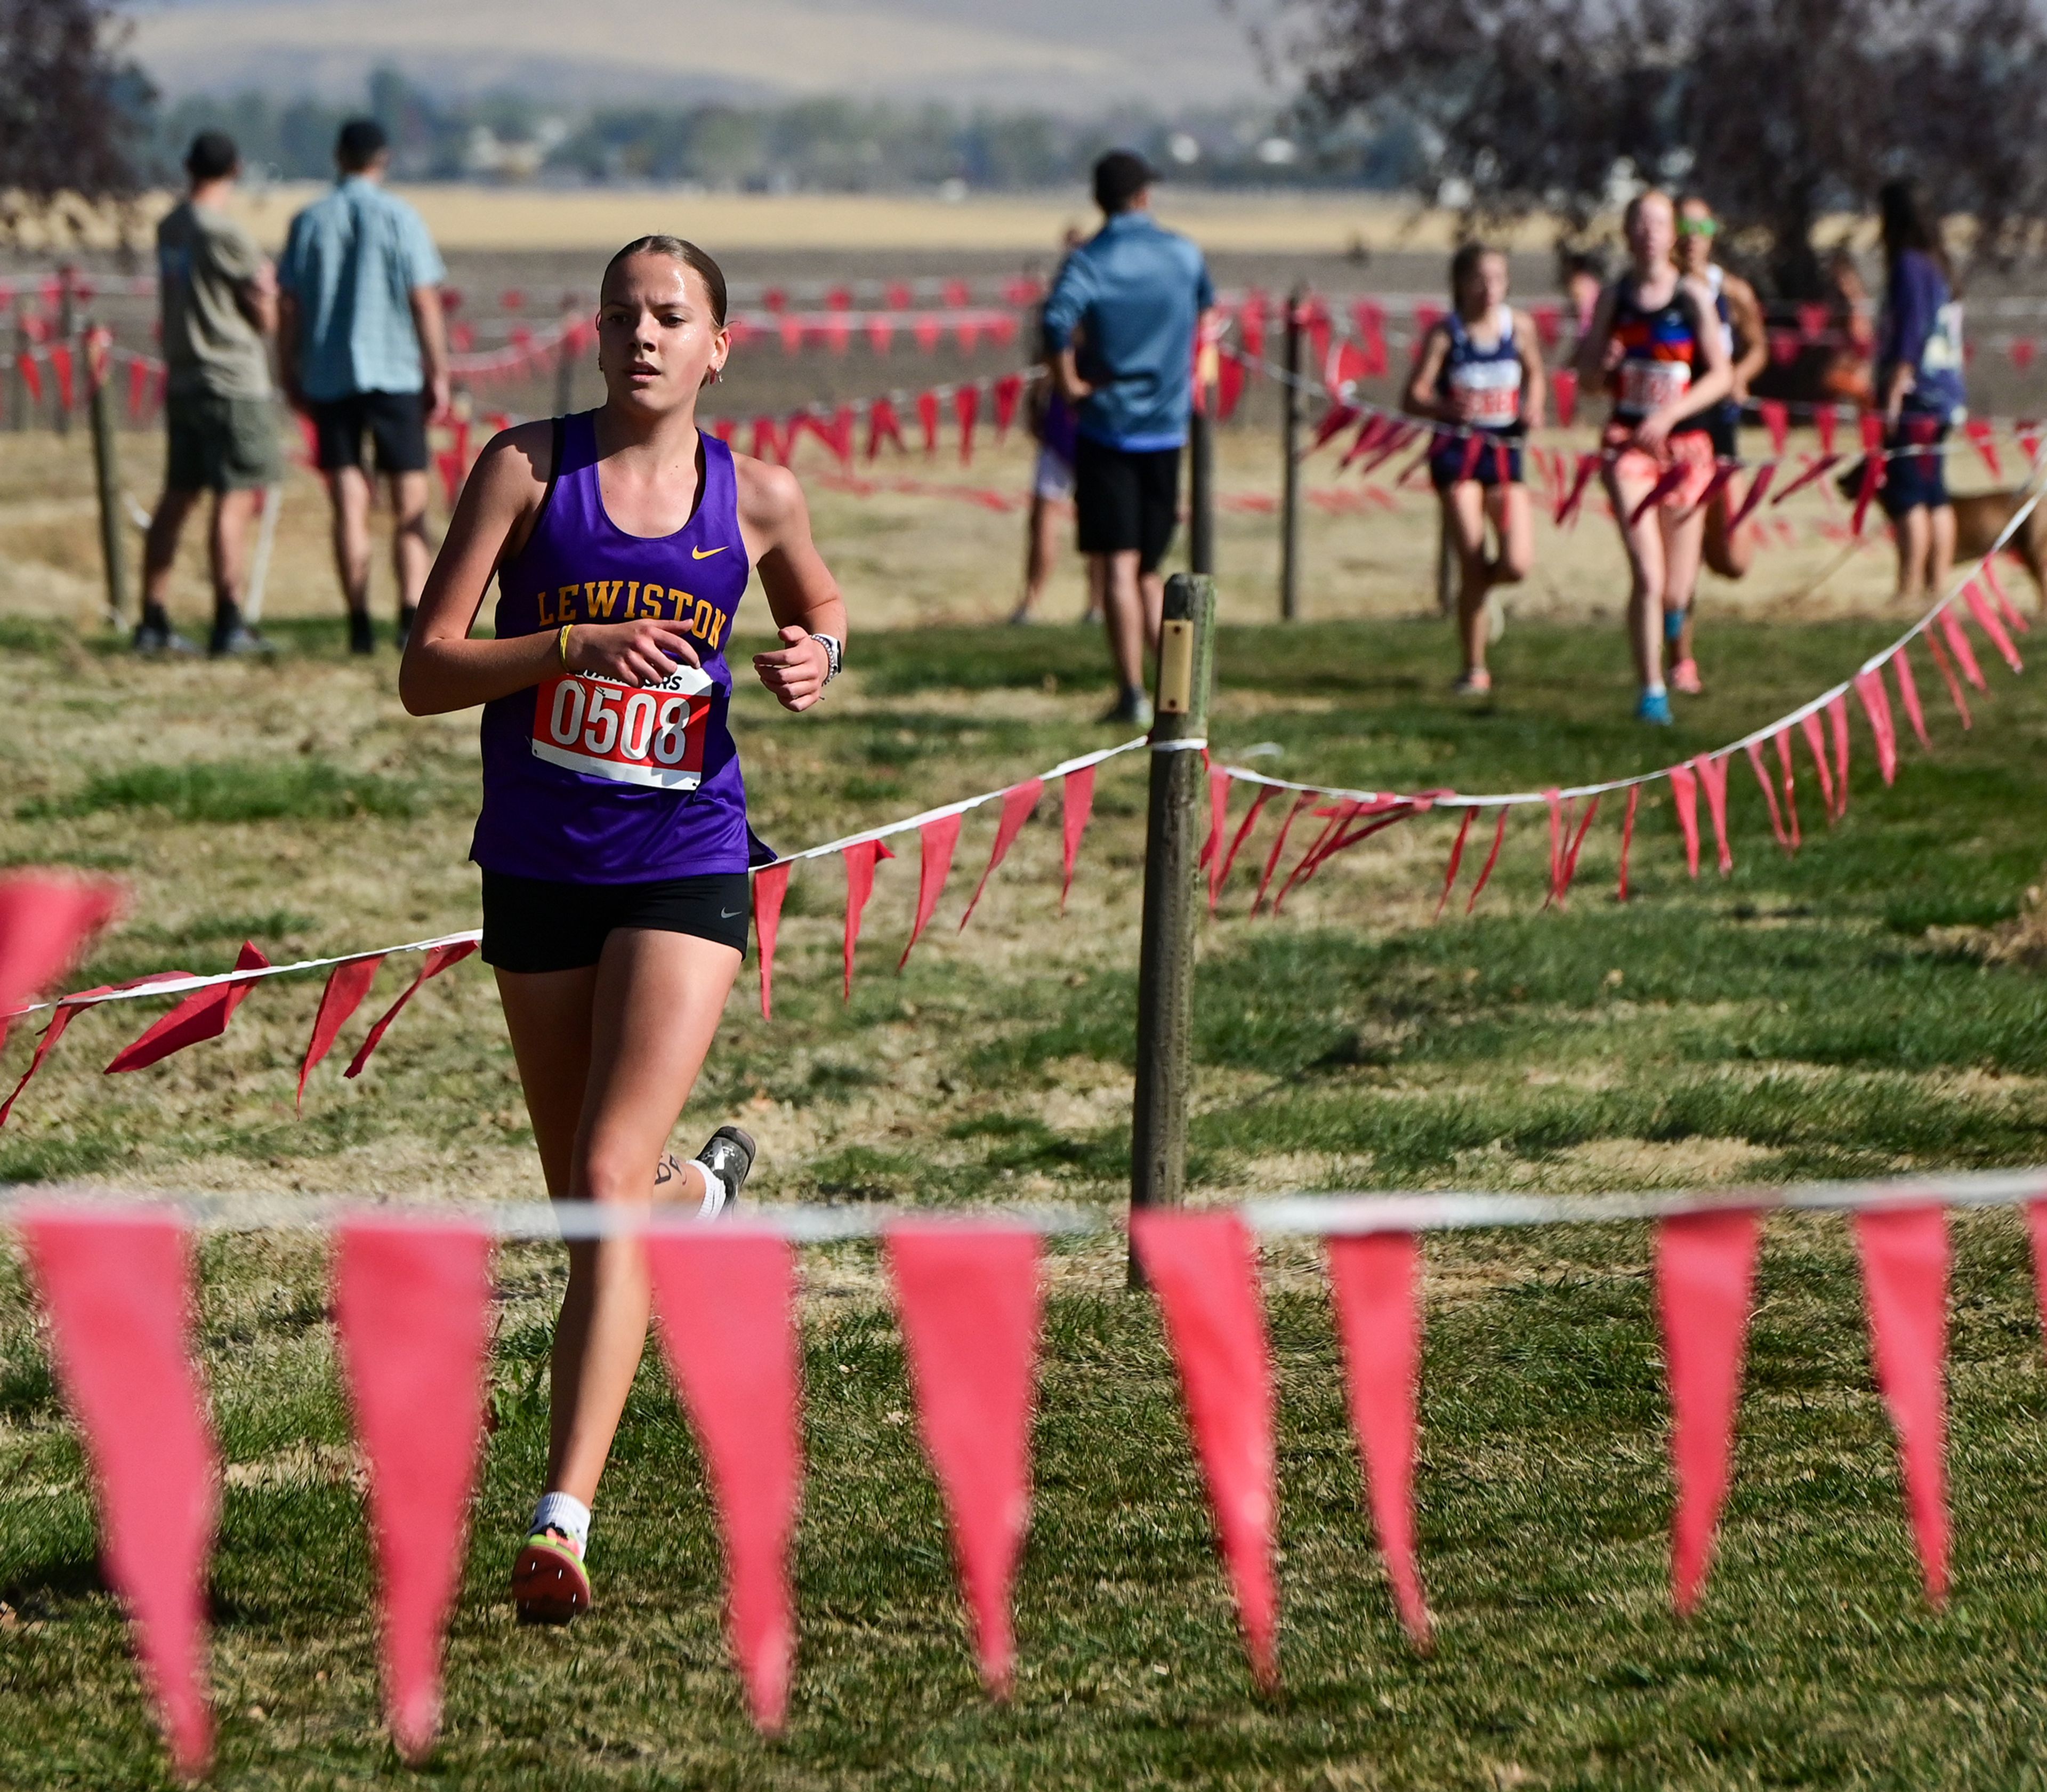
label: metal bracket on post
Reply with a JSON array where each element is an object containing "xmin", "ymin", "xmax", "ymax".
[{"xmin": 1129, "ymin": 570, "xmax": 1217, "ymax": 1287}]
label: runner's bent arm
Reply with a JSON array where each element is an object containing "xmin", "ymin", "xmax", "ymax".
[
  {"xmin": 740, "ymin": 458, "xmax": 847, "ymax": 714},
  {"xmin": 1512, "ymin": 307, "xmax": 1548, "ymax": 431},
  {"xmin": 399, "ymin": 424, "xmax": 702, "ymax": 717},
  {"xmin": 1402, "ymin": 324, "xmax": 1455, "ymax": 422},
  {"xmin": 1574, "ymin": 285, "xmax": 1619, "ymax": 390},
  {"xmin": 1724, "ymin": 275, "xmax": 1769, "ymax": 398}
]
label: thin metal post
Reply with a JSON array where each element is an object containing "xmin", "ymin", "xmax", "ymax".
[
  {"xmin": 1189, "ymin": 381, "xmax": 1215, "ymax": 577},
  {"xmin": 1279, "ymin": 284, "xmax": 1304, "ymax": 621},
  {"xmin": 1129, "ymin": 571, "xmax": 1218, "ymax": 1285},
  {"xmin": 85, "ymin": 324, "xmax": 131, "ymax": 627},
  {"xmin": 56, "ymin": 267, "xmax": 75, "ymax": 437}
]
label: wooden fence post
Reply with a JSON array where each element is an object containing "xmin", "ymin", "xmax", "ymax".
[
  {"xmin": 1278, "ymin": 284, "xmax": 1304, "ymax": 621},
  {"xmin": 1129, "ymin": 570, "xmax": 1217, "ymax": 1287},
  {"xmin": 84, "ymin": 324, "xmax": 131, "ymax": 628}
]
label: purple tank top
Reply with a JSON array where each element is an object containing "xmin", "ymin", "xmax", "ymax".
[{"xmin": 471, "ymin": 413, "xmax": 753, "ymax": 883}]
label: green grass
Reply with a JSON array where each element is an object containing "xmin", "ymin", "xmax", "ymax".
[
  {"xmin": 19, "ymin": 760, "xmax": 423, "ymax": 825},
  {"xmin": 4, "ymin": 613, "xmax": 2047, "ymax": 1783}
]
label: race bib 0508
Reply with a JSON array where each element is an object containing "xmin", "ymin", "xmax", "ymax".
[
  {"xmin": 1449, "ymin": 361, "xmax": 1522, "ymax": 422},
  {"xmin": 530, "ymin": 664, "xmax": 713, "ymax": 790},
  {"xmin": 1619, "ymin": 359, "xmax": 1691, "ymax": 413}
]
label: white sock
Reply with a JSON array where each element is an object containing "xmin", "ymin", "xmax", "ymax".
[
  {"xmin": 692, "ymin": 1154, "xmax": 729, "ymax": 1217},
  {"xmin": 531, "ymin": 1491, "xmax": 590, "ymax": 1556},
  {"xmin": 1646, "ymin": 681, "xmax": 1667, "ymax": 697}
]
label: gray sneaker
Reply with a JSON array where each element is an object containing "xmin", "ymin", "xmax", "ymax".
[
  {"xmin": 1100, "ymin": 688, "xmax": 1155, "ymax": 729},
  {"xmin": 133, "ymin": 620, "xmax": 196, "ymax": 656},
  {"xmin": 656, "ymin": 1124, "xmax": 757, "ymax": 1217},
  {"xmin": 209, "ymin": 624, "xmax": 274, "ymax": 659}
]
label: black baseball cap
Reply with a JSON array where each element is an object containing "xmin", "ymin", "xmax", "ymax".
[{"xmin": 1093, "ymin": 149, "xmax": 1156, "ymax": 214}]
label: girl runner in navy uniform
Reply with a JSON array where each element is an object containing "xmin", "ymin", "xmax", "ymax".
[
  {"xmin": 1674, "ymin": 196, "xmax": 1769, "ymax": 679},
  {"xmin": 1404, "ymin": 242, "xmax": 1546, "ymax": 695},
  {"xmin": 400, "ymin": 235, "xmax": 847, "ymax": 1624},
  {"xmin": 1875, "ymin": 178, "xmax": 1966, "ymax": 601},
  {"xmin": 1576, "ymin": 190, "xmax": 1732, "ymax": 725}
]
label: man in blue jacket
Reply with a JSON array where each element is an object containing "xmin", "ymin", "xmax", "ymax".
[{"xmin": 1043, "ymin": 151, "xmax": 1214, "ymax": 724}]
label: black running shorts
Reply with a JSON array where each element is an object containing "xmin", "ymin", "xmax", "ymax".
[
  {"xmin": 310, "ymin": 389, "xmax": 430, "ymax": 475},
  {"xmin": 480, "ymin": 870, "xmax": 751, "ymax": 972},
  {"xmin": 1074, "ymin": 435, "xmax": 1181, "ymax": 573}
]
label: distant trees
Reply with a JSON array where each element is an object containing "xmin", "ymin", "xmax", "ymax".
[
  {"xmin": 0, "ymin": 0, "xmax": 152, "ymax": 235},
  {"xmin": 1275, "ymin": 0, "xmax": 2047, "ymax": 294}
]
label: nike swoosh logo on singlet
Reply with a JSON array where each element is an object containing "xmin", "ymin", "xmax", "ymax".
[{"xmin": 692, "ymin": 545, "xmax": 728, "ymax": 559}]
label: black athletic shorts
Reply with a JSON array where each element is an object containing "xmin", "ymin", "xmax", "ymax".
[
  {"xmin": 1074, "ymin": 435, "xmax": 1181, "ymax": 573},
  {"xmin": 1706, "ymin": 405, "xmax": 1741, "ymax": 463},
  {"xmin": 1880, "ymin": 411, "xmax": 1950, "ymax": 519},
  {"xmin": 310, "ymin": 389, "xmax": 430, "ymax": 475},
  {"xmin": 1428, "ymin": 431, "xmax": 1523, "ymax": 492},
  {"xmin": 480, "ymin": 870, "xmax": 751, "ymax": 972}
]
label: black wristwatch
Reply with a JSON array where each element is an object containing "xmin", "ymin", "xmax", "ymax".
[{"xmin": 809, "ymin": 632, "xmax": 843, "ymax": 684}]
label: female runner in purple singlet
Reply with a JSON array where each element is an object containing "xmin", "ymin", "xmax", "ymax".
[{"xmin": 400, "ymin": 235, "xmax": 847, "ymax": 1625}]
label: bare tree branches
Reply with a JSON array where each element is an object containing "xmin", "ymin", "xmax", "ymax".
[{"xmin": 1278, "ymin": 0, "xmax": 2047, "ymax": 294}]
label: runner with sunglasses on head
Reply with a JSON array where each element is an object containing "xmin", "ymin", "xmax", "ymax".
[
  {"xmin": 1671, "ymin": 196, "xmax": 1769, "ymax": 691},
  {"xmin": 400, "ymin": 234, "xmax": 847, "ymax": 1626},
  {"xmin": 1576, "ymin": 189, "xmax": 1734, "ymax": 725},
  {"xmin": 1404, "ymin": 242, "xmax": 1547, "ymax": 695}
]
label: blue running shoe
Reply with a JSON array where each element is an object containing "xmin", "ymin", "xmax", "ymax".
[{"xmin": 1635, "ymin": 688, "xmax": 1674, "ymax": 726}]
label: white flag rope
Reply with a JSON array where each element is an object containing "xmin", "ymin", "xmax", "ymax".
[
  {"xmin": 1221, "ymin": 469, "xmax": 2047, "ymax": 820},
  {"xmin": 4, "ymin": 1162, "xmax": 2045, "ymax": 1238},
  {"xmin": 0, "ymin": 739, "xmax": 1148, "ymax": 1028}
]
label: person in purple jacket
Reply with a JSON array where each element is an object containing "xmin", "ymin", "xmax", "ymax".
[
  {"xmin": 1875, "ymin": 178, "xmax": 1967, "ymax": 600},
  {"xmin": 400, "ymin": 234, "xmax": 847, "ymax": 1626}
]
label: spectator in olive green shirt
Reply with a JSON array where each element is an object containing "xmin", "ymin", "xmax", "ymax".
[{"xmin": 138, "ymin": 131, "xmax": 281, "ymax": 657}]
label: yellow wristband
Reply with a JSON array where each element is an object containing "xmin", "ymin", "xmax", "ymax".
[{"xmin": 557, "ymin": 623, "xmax": 572, "ymax": 670}]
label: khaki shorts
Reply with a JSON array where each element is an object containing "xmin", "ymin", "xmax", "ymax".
[{"xmin": 165, "ymin": 391, "xmax": 282, "ymax": 493}]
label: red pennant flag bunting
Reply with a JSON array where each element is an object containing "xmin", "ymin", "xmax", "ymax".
[
  {"xmin": 1327, "ymin": 1232, "xmax": 1429, "ymax": 1645},
  {"xmin": 916, "ymin": 390, "xmax": 941, "ymax": 455},
  {"xmin": 1656, "ymin": 1209, "xmax": 1762, "ymax": 1613},
  {"xmin": 1769, "ymin": 726, "xmax": 1800, "ymax": 850},
  {"xmin": 899, "ymin": 817, "xmax": 961, "ymax": 971},
  {"xmin": 1597, "ymin": 778, "xmax": 1633, "ymax": 906},
  {"xmin": 1669, "ymin": 764, "xmax": 1702, "ymax": 879},
  {"xmin": 1938, "ymin": 602, "xmax": 1988, "ymax": 691},
  {"xmin": 0, "ymin": 871, "xmax": 119, "ymax": 1052},
  {"xmin": 1759, "ymin": 399, "xmax": 1789, "ymax": 457},
  {"xmin": 1799, "ymin": 711, "xmax": 1838, "ymax": 817},
  {"xmin": 333, "ymin": 1222, "xmax": 494, "ymax": 1762},
  {"xmin": 1465, "ymin": 808, "xmax": 1510, "ymax": 914},
  {"xmin": 1253, "ymin": 792, "xmax": 1315, "ymax": 914},
  {"xmin": 1130, "ymin": 1211, "xmax": 1280, "ymax": 1688},
  {"xmin": 2, "ymin": 972, "xmax": 193, "ymax": 1129},
  {"xmin": 1981, "ymin": 558, "xmax": 2028, "ymax": 634},
  {"xmin": 1815, "ymin": 406, "xmax": 1837, "ymax": 456},
  {"xmin": 106, "ymin": 940, "xmax": 270, "ymax": 1073},
  {"xmin": 1922, "ymin": 627, "xmax": 1973, "ymax": 729},
  {"xmin": 960, "ymin": 780, "xmax": 1043, "ymax": 931},
  {"xmin": 1695, "ymin": 755, "xmax": 1732, "ymax": 875},
  {"xmin": 21, "ymin": 1211, "xmax": 217, "ymax": 1778},
  {"xmin": 1853, "ymin": 669, "xmax": 1899, "ymax": 785},
  {"xmin": 1853, "ymin": 1206, "xmax": 1952, "ymax": 1604},
  {"xmin": 1060, "ymin": 767, "xmax": 1095, "ymax": 915},
  {"xmin": 647, "ymin": 1231, "xmax": 803, "ymax": 1730},
  {"xmin": 297, "ymin": 955, "xmax": 385, "ymax": 1108},
  {"xmin": 1826, "ymin": 692, "xmax": 1852, "ymax": 817},
  {"xmin": 954, "ymin": 383, "xmax": 981, "ymax": 464},
  {"xmin": 1203, "ymin": 765, "xmax": 1232, "ymax": 910},
  {"xmin": 1433, "ymin": 809, "xmax": 1474, "ymax": 921},
  {"xmin": 750, "ymin": 414, "xmax": 785, "ymax": 467},
  {"xmin": 1216, "ymin": 786, "xmax": 1271, "ymax": 896},
  {"xmin": 1892, "ymin": 648, "xmax": 1931, "ymax": 749},
  {"xmin": 1745, "ymin": 740, "xmax": 1791, "ymax": 852},
  {"xmin": 884, "ymin": 1225, "xmax": 1042, "ymax": 1694},
  {"xmin": 841, "ymin": 838, "xmax": 896, "ymax": 1000},
  {"xmin": 993, "ymin": 373, "xmax": 1024, "ymax": 439},
  {"xmin": 866, "ymin": 396, "xmax": 906, "ymax": 461},
  {"xmin": 1551, "ymin": 367, "xmax": 1578, "ymax": 429},
  {"xmin": 1556, "ymin": 454, "xmax": 1599, "ymax": 528},
  {"xmin": 1964, "ymin": 418, "xmax": 2003, "ymax": 479},
  {"xmin": 344, "ymin": 941, "xmax": 476, "ymax": 1080},
  {"xmin": 753, "ymin": 864, "xmax": 790, "ymax": 1019},
  {"xmin": 1962, "ymin": 581, "xmax": 2023, "ymax": 673}
]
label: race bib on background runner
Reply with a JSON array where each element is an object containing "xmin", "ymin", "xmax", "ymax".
[
  {"xmin": 530, "ymin": 664, "xmax": 713, "ymax": 790},
  {"xmin": 1449, "ymin": 360, "xmax": 1522, "ymax": 423},
  {"xmin": 1619, "ymin": 359, "xmax": 1691, "ymax": 414}
]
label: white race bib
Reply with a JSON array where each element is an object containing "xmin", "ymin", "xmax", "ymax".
[
  {"xmin": 1620, "ymin": 358, "xmax": 1690, "ymax": 413},
  {"xmin": 530, "ymin": 664, "xmax": 713, "ymax": 791},
  {"xmin": 1449, "ymin": 359, "xmax": 1522, "ymax": 422}
]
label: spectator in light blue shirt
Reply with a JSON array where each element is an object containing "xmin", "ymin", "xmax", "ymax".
[
  {"xmin": 1042, "ymin": 151, "xmax": 1214, "ymax": 724},
  {"xmin": 278, "ymin": 118, "xmax": 450, "ymax": 654}
]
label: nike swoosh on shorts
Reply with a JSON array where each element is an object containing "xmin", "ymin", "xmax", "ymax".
[
  {"xmin": 720, "ymin": 907, "xmax": 743, "ymax": 918},
  {"xmin": 692, "ymin": 546, "xmax": 728, "ymax": 559}
]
